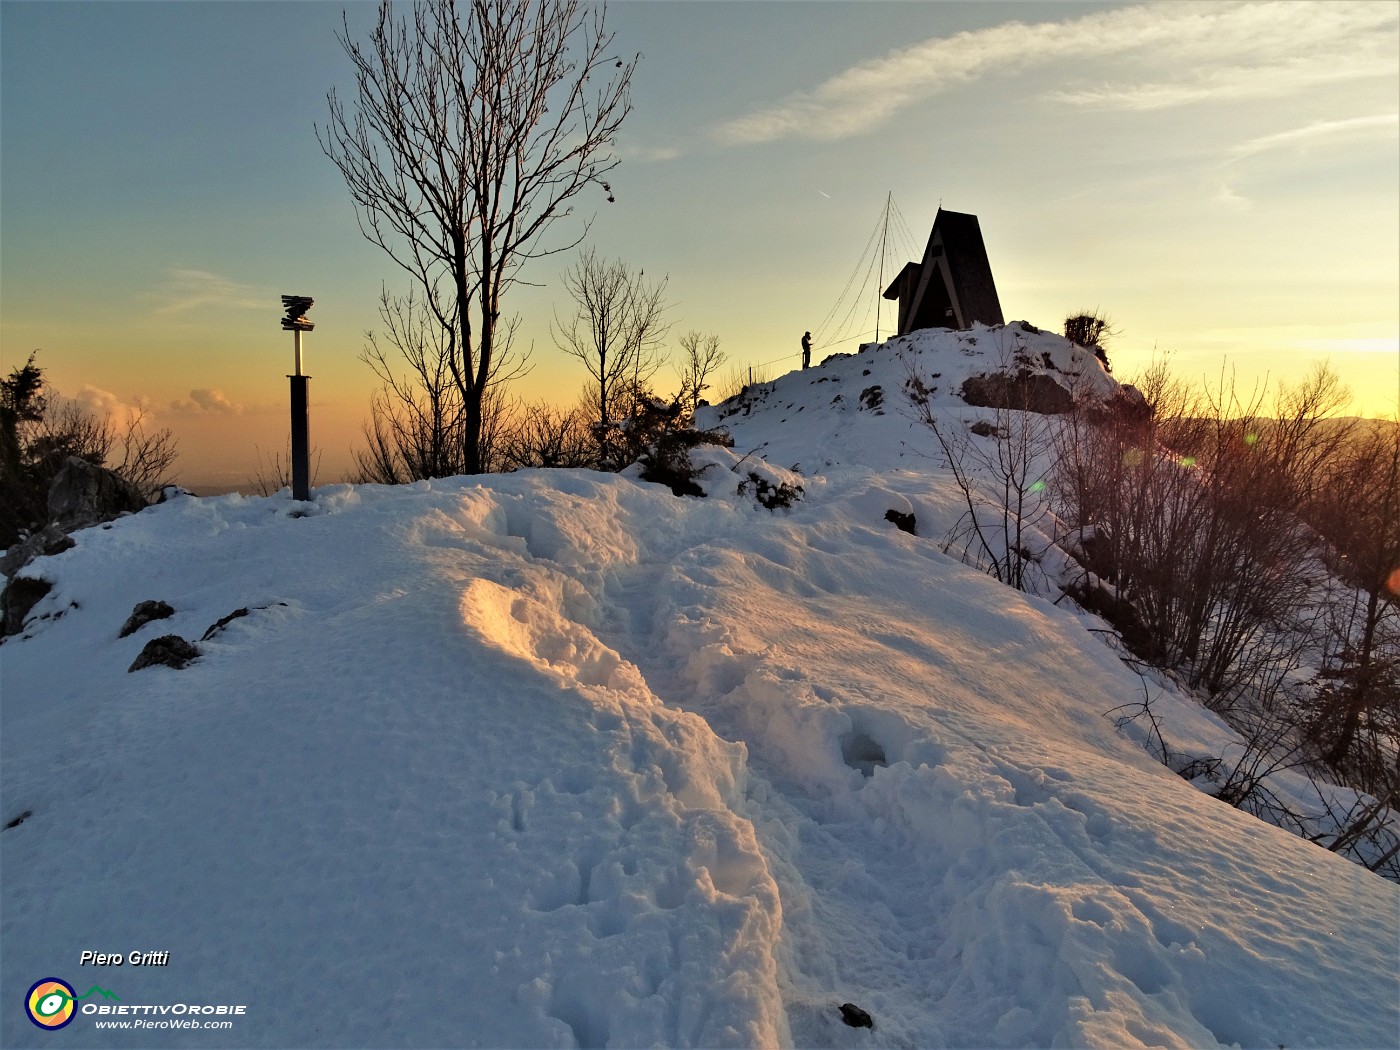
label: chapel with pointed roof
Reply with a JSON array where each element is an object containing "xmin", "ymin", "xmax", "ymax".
[{"xmin": 882, "ymin": 209, "xmax": 1003, "ymax": 335}]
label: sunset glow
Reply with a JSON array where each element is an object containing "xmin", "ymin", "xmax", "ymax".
[{"xmin": 2, "ymin": 1, "xmax": 1396, "ymax": 490}]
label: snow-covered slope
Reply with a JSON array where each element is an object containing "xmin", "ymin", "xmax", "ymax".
[
  {"xmin": 698, "ymin": 321, "xmax": 1122, "ymax": 476},
  {"xmin": 3, "ymin": 328, "xmax": 1396, "ymax": 1048}
]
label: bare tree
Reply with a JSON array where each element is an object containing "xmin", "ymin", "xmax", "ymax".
[
  {"xmin": 111, "ymin": 408, "xmax": 180, "ymax": 499},
  {"xmin": 675, "ymin": 330, "xmax": 726, "ymax": 415},
  {"xmin": 1270, "ymin": 361, "xmax": 1357, "ymax": 505},
  {"xmin": 353, "ymin": 367, "xmax": 512, "ymax": 484},
  {"xmin": 321, "ymin": 0, "xmax": 636, "ymax": 474},
  {"xmin": 552, "ymin": 249, "xmax": 670, "ymax": 467},
  {"xmin": 354, "ymin": 287, "xmax": 469, "ymax": 483}
]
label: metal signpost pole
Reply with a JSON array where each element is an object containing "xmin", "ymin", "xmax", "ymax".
[{"xmin": 280, "ymin": 296, "xmax": 315, "ymax": 502}]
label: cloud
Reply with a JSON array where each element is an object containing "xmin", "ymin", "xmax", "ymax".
[
  {"xmin": 150, "ymin": 269, "xmax": 267, "ymax": 316},
  {"xmin": 1212, "ymin": 111, "xmax": 1399, "ymax": 205},
  {"xmin": 169, "ymin": 388, "xmax": 243, "ymax": 414},
  {"xmin": 1228, "ymin": 112, "xmax": 1399, "ymax": 159},
  {"xmin": 1291, "ymin": 337, "xmax": 1400, "ymax": 356},
  {"xmin": 65, "ymin": 385, "xmax": 151, "ymax": 430},
  {"xmin": 1049, "ymin": 65, "xmax": 1380, "ymax": 111},
  {"xmin": 711, "ymin": 1, "xmax": 1398, "ymax": 145},
  {"xmin": 621, "ymin": 144, "xmax": 682, "ymax": 163}
]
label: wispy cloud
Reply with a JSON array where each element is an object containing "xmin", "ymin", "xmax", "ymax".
[
  {"xmin": 169, "ymin": 388, "xmax": 243, "ymax": 414},
  {"xmin": 1229, "ymin": 113, "xmax": 1399, "ymax": 159},
  {"xmin": 150, "ymin": 269, "xmax": 267, "ymax": 316},
  {"xmin": 1050, "ymin": 64, "xmax": 1381, "ymax": 111},
  {"xmin": 1213, "ymin": 111, "xmax": 1399, "ymax": 206},
  {"xmin": 1291, "ymin": 337, "xmax": 1400, "ymax": 355},
  {"xmin": 712, "ymin": 1, "xmax": 1398, "ymax": 145},
  {"xmin": 620, "ymin": 144, "xmax": 682, "ymax": 164}
]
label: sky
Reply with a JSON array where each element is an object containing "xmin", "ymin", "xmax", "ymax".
[{"xmin": 2, "ymin": 0, "xmax": 1397, "ymax": 491}]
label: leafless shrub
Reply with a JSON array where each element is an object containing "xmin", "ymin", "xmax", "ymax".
[
  {"xmin": 496, "ymin": 399, "xmax": 596, "ymax": 471},
  {"xmin": 111, "ymin": 409, "xmax": 180, "ymax": 500},
  {"xmin": 1054, "ymin": 364, "xmax": 1352, "ymax": 701},
  {"xmin": 1106, "ymin": 669, "xmax": 1174, "ymax": 767},
  {"xmin": 353, "ymin": 358, "xmax": 513, "ymax": 484},
  {"xmin": 1064, "ymin": 310, "xmax": 1118, "ymax": 372},
  {"xmin": 250, "ymin": 444, "xmax": 322, "ymax": 497},
  {"xmin": 904, "ymin": 353, "xmax": 1056, "ymax": 592},
  {"xmin": 1306, "ymin": 783, "xmax": 1400, "ymax": 880},
  {"xmin": 1062, "ymin": 357, "xmax": 1400, "ymax": 877},
  {"xmin": 354, "ymin": 287, "xmax": 470, "ymax": 483},
  {"xmin": 713, "ymin": 364, "xmax": 774, "ymax": 406},
  {"xmin": 1301, "ymin": 415, "xmax": 1400, "ymax": 790}
]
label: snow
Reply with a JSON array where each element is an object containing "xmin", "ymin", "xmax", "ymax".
[{"xmin": 3, "ymin": 325, "xmax": 1396, "ymax": 1048}]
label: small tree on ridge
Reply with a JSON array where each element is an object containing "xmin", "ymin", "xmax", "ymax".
[{"xmin": 321, "ymin": 0, "xmax": 637, "ymax": 474}]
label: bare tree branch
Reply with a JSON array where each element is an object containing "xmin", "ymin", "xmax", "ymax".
[{"xmin": 320, "ymin": 0, "xmax": 635, "ymax": 474}]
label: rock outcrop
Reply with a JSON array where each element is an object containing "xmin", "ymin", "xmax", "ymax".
[
  {"xmin": 47, "ymin": 456, "xmax": 145, "ymax": 528},
  {"xmin": 0, "ymin": 527, "xmax": 73, "ymax": 579},
  {"xmin": 2, "ymin": 458, "xmax": 146, "ymax": 580},
  {"xmin": 119, "ymin": 600, "xmax": 176, "ymax": 639},
  {"xmin": 128, "ymin": 635, "xmax": 200, "ymax": 673},
  {"xmin": 960, "ymin": 370, "xmax": 1076, "ymax": 415},
  {"xmin": 1, "ymin": 576, "xmax": 52, "ymax": 637}
]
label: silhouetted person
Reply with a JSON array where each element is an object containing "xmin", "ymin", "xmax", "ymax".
[{"xmin": 801, "ymin": 331, "xmax": 812, "ymax": 369}]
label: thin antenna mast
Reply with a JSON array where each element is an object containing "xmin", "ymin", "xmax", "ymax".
[{"xmin": 875, "ymin": 191, "xmax": 891, "ymax": 343}]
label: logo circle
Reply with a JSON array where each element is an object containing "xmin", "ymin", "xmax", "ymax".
[{"xmin": 26, "ymin": 978, "xmax": 77, "ymax": 1030}]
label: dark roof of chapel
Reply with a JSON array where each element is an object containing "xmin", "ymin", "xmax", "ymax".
[{"xmin": 928, "ymin": 209, "xmax": 1003, "ymax": 328}]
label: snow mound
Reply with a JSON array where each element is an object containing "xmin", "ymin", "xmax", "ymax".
[
  {"xmin": 3, "ymin": 453, "xmax": 1396, "ymax": 1046},
  {"xmin": 698, "ymin": 322, "xmax": 1123, "ymax": 475}
]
